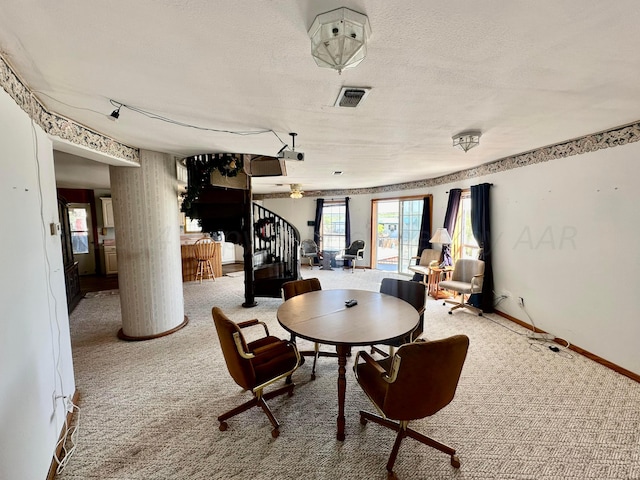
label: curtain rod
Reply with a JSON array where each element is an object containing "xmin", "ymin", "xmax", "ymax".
[{"xmin": 445, "ymin": 183, "xmax": 493, "ymax": 194}]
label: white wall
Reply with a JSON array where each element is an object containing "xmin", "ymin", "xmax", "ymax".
[
  {"xmin": 263, "ymin": 142, "xmax": 640, "ymax": 376},
  {"xmin": 0, "ymin": 89, "xmax": 76, "ymax": 479},
  {"xmin": 263, "ymin": 195, "xmax": 374, "ymax": 260}
]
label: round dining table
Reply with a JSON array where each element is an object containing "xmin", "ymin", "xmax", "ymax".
[{"xmin": 277, "ymin": 288, "xmax": 419, "ymax": 440}]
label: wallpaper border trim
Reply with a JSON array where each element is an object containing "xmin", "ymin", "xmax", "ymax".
[
  {"xmin": 3, "ymin": 52, "xmax": 638, "ymax": 192},
  {"xmin": 255, "ymin": 121, "xmax": 640, "ymax": 199},
  {"xmin": 0, "ymin": 54, "xmax": 139, "ymax": 164}
]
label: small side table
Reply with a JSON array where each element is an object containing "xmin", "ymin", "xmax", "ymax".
[
  {"xmin": 321, "ymin": 250, "xmax": 338, "ymax": 270},
  {"xmin": 427, "ymin": 266, "xmax": 454, "ymax": 299}
]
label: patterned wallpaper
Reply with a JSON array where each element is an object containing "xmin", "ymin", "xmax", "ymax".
[
  {"xmin": 0, "ymin": 54, "xmax": 139, "ymax": 164},
  {"xmin": 255, "ymin": 122, "xmax": 640, "ymax": 200},
  {"xmin": 110, "ymin": 151, "xmax": 184, "ymax": 337}
]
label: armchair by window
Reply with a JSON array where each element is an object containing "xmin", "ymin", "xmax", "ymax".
[
  {"xmin": 338, "ymin": 239, "xmax": 366, "ymax": 273},
  {"xmin": 354, "ymin": 335, "xmax": 469, "ymax": 476},
  {"xmin": 438, "ymin": 258, "xmax": 485, "ymax": 316},
  {"xmin": 407, "ymin": 248, "xmax": 440, "ymax": 285},
  {"xmin": 211, "ymin": 307, "xmax": 301, "ymax": 438},
  {"xmin": 300, "ymin": 239, "xmax": 319, "ymax": 268}
]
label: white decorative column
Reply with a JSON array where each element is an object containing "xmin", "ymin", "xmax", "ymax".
[{"xmin": 109, "ymin": 150, "xmax": 186, "ymax": 340}]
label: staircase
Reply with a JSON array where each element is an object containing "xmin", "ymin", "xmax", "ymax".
[
  {"xmin": 252, "ymin": 203, "xmax": 300, "ymax": 298},
  {"xmin": 181, "ymin": 153, "xmax": 300, "ymax": 305}
]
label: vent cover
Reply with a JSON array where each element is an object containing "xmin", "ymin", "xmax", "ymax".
[{"xmin": 334, "ymin": 87, "xmax": 371, "ymax": 107}]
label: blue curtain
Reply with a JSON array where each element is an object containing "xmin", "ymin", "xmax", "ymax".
[
  {"xmin": 416, "ymin": 196, "xmax": 432, "ymax": 260},
  {"xmin": 468, "ymin": 183, "xmax": 494, "ymax": 313},
  {"xmin": 343, "ymin": 197, "xmax": 351, "ymax": 268},
  {"xmin": 410, "ymin": 196, "xmax": 432, "ymax": 281},
  {"xmin": 313, "ymin": 198, "xmax": 324, "ymax": 246},
  {"xmin": 442, "ymin": 189, "xmax": 461, "ymax": 266}
]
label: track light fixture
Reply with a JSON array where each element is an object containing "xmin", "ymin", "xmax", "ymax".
[{"xmin": 108, "ymin": 104, "xmax": 121, "ymax": 121}]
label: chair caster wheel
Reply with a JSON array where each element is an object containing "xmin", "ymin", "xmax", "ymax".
[
  {"xmin": 271, "ymin": 428, "xmax": 280, "ymax": 439},
  {"xmin": 448, "ymin": 311, "xmax": 452, "ymax": 315},
  {"xmin": 451, "ymin": 454, "xmax": 460, "ymax": 468},
  {"xmin": 288, "ymin": 389, "xmax": 294, "ymax": 397},
  {"xmin": 310, "ymin": 373, "xmax": 316, "ymax": 381},
  {"xmin": 219, "ymin": 422, "xmax": 228, "ymax": 432},
  {"xmin": 360, "ymin": 416, "xmax": 367, "ymax": 425},
  {"xmin": 387, "ymin": 471, "xmax": 398, "ymax": 479},
  {"xmin": 478, "ymin": 312, "xmax": 483, "ymax": 316}
]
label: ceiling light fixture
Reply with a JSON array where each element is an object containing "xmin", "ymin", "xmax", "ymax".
[
  {"xmin": 290, "ymin": 184, "xmax": 304, "ymax": 199},
  {"xmin": 452, "ymin": 131, "xmax": 482, "ymax": 152},
  {"xmin": 308, "ymin": 7, "xmax": 371, "ymax": 75}
]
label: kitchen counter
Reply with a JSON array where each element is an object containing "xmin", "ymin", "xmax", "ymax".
[{"xmin": 181, "ymin": 242, "xmax": 222, "ymax": 281}]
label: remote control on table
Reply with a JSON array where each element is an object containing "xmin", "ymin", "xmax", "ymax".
[{"xmin": 345, "ymin": 299, "xmax": 358, "ymax": 307}]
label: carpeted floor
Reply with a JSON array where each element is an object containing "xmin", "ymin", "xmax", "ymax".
[{"xmin": 59, "ymin": 268, "xmax": 640, "ymax": 480}]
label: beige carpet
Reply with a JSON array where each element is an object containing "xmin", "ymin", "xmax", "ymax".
[{"xmin": 59, "ymin": 268, "xmax": 640, "ymax": 480}]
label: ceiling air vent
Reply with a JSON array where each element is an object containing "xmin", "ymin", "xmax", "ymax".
[{"xmin": 334, "ymin": 87, "xmax": 371, "ymax": 108}]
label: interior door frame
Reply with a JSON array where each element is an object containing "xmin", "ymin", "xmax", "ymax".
[{"xmin": 56, "ymin": 188, "xmax": 101, "ymax": 273}]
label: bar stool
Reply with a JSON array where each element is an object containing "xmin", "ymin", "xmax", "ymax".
[{"xmin": 193, "ymin": 238, "xmax": 217, "ymax": 283}]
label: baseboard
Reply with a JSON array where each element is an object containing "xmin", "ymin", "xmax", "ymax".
[
  {"xmin": 494, "ymin": 310, "xmax": 640, "ymax": 384},
  {"xmin": 47, "ymin": 389, "xmax": 80, "ymax": 480}
]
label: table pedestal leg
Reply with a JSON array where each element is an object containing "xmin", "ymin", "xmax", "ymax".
[{"xmin": 336, "ymin": 344, "xmax": 349, "ymax": 441}]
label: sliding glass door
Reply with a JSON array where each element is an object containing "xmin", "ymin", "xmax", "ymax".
[{"xmin": 372, "ymin": 197, "xmax": 423, "ymax": 274}]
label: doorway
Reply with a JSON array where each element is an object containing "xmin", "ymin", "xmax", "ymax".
[
  {"xmin": 372, "ymin": 198, "xmax": 423, "ymax": 274},
  {"xmin": 68, "ymin": 203, "xmax": 96, "ymax": 275}
]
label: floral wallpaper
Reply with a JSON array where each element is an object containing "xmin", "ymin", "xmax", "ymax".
[{"xmin": 0, "ymin": 54, "xmax": 139, "ymax": 164}]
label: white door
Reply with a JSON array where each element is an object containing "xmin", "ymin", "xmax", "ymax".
[{"xmin": 68, "ymin": 203, "xmax": 96, "ymax": 275}]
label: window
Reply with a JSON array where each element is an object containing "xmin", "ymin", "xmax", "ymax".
[
  {"xmin": 372, "ymin": 196, "xmax": 425, "ymax": 274},
  {"xmin": 69, "ymin": 207, "xmax": 89, "ymax": 254},
  {"xmin": 451, "ymin": 191, "xmax": 479, "ymax": 261},
  {"xmin": 184, "ymin": 216, "xmax": 202, "ymax": 233},
  {"xmin": 320, "ymin": 202, "xmax": 346, "ymax": 252}
]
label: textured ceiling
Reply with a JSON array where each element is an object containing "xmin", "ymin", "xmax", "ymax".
[{"xmin": 1, "ymin": 1, "xmax": 639, "ymax": 194}]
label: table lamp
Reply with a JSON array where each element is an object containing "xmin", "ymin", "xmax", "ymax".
[{"xmin": 429, "ymin": 228, "xmax": 453, "ymax": 267}]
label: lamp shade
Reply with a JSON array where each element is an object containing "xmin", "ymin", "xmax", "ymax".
[
  {"xmin": 429, "ymin": 227, "xmax": 452, "ymax": 245},
  {"xmin": 308, "ymin": 7, "xmax": 371, "ymax": 74}
]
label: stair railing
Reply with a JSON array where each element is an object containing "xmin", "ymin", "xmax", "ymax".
[{"xmin": 252, "ymin": 203, "xmax": 300, "ymax": 296}]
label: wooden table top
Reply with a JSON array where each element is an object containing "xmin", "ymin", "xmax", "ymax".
[{"xmin": 277, "ymin": 289, "xmax": 419, "ymax": 347}]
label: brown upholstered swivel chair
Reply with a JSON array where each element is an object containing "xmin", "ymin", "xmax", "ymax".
[
  {"xmin": 281, "ymin": 278, "xmax": 338, "ymax": 380},
  {"xmin": 212, "ymin": 307, "xmax": 301, "ymax": 438},
  {"xmin": 354, "ymin": 335, "xmax": 470, "ymax": 477},
  {"xmin": 371, "ymin": 278, "xmax": 426, "ymax": 357},
  {"xmin": 439, "ymin": 258, "xmax": 485, "ymax": 316}
]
